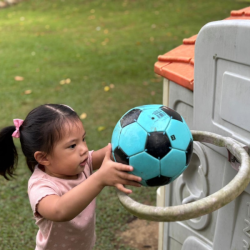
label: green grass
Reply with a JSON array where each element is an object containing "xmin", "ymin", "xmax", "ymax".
[{"xmin": 0, "ymin": 0, "xmax": 249, "ymax": 249}]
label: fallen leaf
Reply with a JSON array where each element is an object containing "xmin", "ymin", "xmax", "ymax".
[
  {"xmin": 24, "ymin": 90, "xmax": 32, "ymax": 95},
  {"xmin": 104, "ymin": 29, "xmax": 109, "ymax": 34},
  {"xmin": 80, "ymin": 113, "xmax": 87, "ymax": 119},
  {"xmin": 15, "ymin": 76, "xmax": 24, "ymax": 81},
  {"xmin": 110, "ymin": 84, "xmax": 115, "ymax": 89},
  {"xmin": 151, "ymin": 91, "xmax": 155, "ymax": 96},
  {"xmin": 65, "ymin": 78, "xmax": 71, "ymax": 84},
  {"xmin": 97, "ymin": 126, "xmax": 106, "ymax": 132},
  {"xmin": 104, "ymin": 86, "xmax": 110, "ymax": 91},
  {"xmin": 60, "ymin": 80, "xmax": 66, "ymax": 85}
]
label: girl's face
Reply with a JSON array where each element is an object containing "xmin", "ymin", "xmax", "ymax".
[{"xmin": 45, "ymin": 120, "xmax": 89, "ymax": 179}]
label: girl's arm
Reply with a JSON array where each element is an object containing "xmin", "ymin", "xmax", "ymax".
[{"xmin": 37, "ymin": 144, "xmax": 141, "ymax": 222}]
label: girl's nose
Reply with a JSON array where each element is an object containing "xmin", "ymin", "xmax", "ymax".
[{"xmin": 80, "ymin": 143, "xmax": 87, "ymax": 155}]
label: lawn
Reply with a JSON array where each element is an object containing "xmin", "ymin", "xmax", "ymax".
[{"xmin": 0, "ymin": 0, "xmax": 249, "ymax": 249}]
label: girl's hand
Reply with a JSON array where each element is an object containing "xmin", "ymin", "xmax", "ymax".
[{"xmin": 96, "ymin": 143, "xmax": 142, "ymax": 194}]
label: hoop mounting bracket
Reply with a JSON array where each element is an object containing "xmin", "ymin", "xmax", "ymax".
[{"xmin": 227, "ymin": 139, "xmax": 249, "ymax": 171}]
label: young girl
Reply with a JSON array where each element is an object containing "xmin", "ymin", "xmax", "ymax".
[{"xmin": 0, "ymin": 104, "xmax": 142, "ymax": 250}]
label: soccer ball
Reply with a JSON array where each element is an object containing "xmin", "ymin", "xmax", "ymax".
[{"xmin": 111, "ymin": 105, "xmax": 193, "ymax": 187}]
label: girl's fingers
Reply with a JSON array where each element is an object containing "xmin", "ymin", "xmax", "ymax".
[
  {"xmin": 115, "ymin": 184, "xmax": 133, "ymax": 194},
  {"xmin": 118, "ymin": 172, "xmax": 142, "ymax": 183},
  {"xmin": 104, "ymin": 143, "xmax": 112, "ymax": 160},
  {"xmin": 115, "ymin": 163, "xmax": 133, "ymax": 172},
  {"xmin": 125, "ymin": 180, "xmax": 142, "ymax": 187},
  {"xmin": 117, "ymin": 176, "xmax": 142, "ymax": 187}
]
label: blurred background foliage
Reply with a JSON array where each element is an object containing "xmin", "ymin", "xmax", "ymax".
[{"xmin": 0, "ymin": 0, "xmax": 249, "ymax": 249}]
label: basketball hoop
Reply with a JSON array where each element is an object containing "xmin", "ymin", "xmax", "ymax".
[{"xmin": 117, "ymin": 131, "xmax": 250, "ymax": 222}]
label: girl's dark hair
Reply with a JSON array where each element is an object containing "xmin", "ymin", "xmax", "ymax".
[{"xmin": 0, "ymin": 104, "xmax": 80, "ymax": 179}]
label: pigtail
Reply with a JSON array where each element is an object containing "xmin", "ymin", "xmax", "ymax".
[{"xmin": 0, "ymin": 126, "xmax": 18, "ymax": 180}]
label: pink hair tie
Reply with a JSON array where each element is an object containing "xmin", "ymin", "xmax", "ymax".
[{"xmin": 12, "ymin": 119, "xmax": 24, "ymax": 138}]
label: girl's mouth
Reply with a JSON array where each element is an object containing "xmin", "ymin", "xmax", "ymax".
[{"xmin": 80, "ymin": 158, "xmax": 88, "ymax": 166}]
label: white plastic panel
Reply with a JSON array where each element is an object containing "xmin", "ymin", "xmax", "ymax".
[
  {"xmin": 160, "ymin": 20, "xmax": 250, "ymax": 250},
  {"xmin": 182, "ymin": 237, "xmax": 212, "ymax": 250},
  {"xmin": 163, "ymin": 143, "xmax": 225, "ymax": 250},
  {"xmin": 194, "ymin": 20, "xmax": 250, "ymax": 146},
  {"xmin": 220, "ymin": 72, "xmax": 250, "ymax": 132},
  {"xmin": 192, "ymin": 20, "xmax": 250, "ymax": 250},
  {"xmin": 168, "ymin": 81, "xmax": 193, "ymax": 129},
  {"xmin": 213, "ymin": 162, "xmax": 250, "ymax": 249}
]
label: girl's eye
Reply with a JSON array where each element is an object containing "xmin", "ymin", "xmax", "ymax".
[
  {"xmin": 69, "ymin": 144, "xmax": 76, "ymax": 149},
  {"xmin": 83, "ymin": 137, "xmax": 86, "ymax": 142}
]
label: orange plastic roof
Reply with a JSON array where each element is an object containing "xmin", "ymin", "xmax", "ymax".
[{"xmin": 154, "ymin": 6, "xmax": 250, "ymax": 91}]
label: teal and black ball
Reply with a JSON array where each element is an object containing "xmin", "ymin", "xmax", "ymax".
[{"xmin": 111, "ymin": 105, "xmax": 193, "ymax": 187}]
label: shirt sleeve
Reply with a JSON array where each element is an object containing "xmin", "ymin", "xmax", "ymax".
[{"xmin": 28, "ymin": 178, "xmax": 59, "ymax": 218}]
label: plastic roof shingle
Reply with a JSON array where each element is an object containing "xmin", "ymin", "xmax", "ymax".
[{"xmin": 154, "ymin": 7, "xmax": 250, "ymax": 91}]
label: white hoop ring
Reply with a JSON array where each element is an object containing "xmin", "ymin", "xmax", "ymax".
[{"xmin": 117, "ymin": 131, "xmax": 250, "ymax": 222}]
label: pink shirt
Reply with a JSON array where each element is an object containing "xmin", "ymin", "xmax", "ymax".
[{"xmin": 28, "ymin": 151, "xmax": 96, "ymax": 250}]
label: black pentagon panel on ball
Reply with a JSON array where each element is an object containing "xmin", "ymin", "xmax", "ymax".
[
  {"xmin": 160, "ymin": 106, "xmax": 182, "ymax": 122},
  {"xmin": 145, "ymin": 132, "xmax": 171, "ymax": 159},
  {"xmin": 186, "ymin": 139, "xmax": 193, "ymax": 165},
  {"xmin": 114, "ymin": 147, "xmax": 129, "ymax": 165},
  {"xmin": 120, "ymin": 109, "xmax": 142, "ymax": 128},
  {"xmin": 146, "ymin": 175, "xmax": 172, "ymax": 187}
]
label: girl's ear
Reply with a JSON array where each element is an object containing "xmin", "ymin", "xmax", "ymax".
[{"xmin": 34, "ymin": 151, "xmax": 50, "ymax": 166}]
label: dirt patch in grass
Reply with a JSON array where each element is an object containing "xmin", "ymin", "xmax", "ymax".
[{"xmin": 118, "ymin": 218, "xmax": 159, "ymax": 250}]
